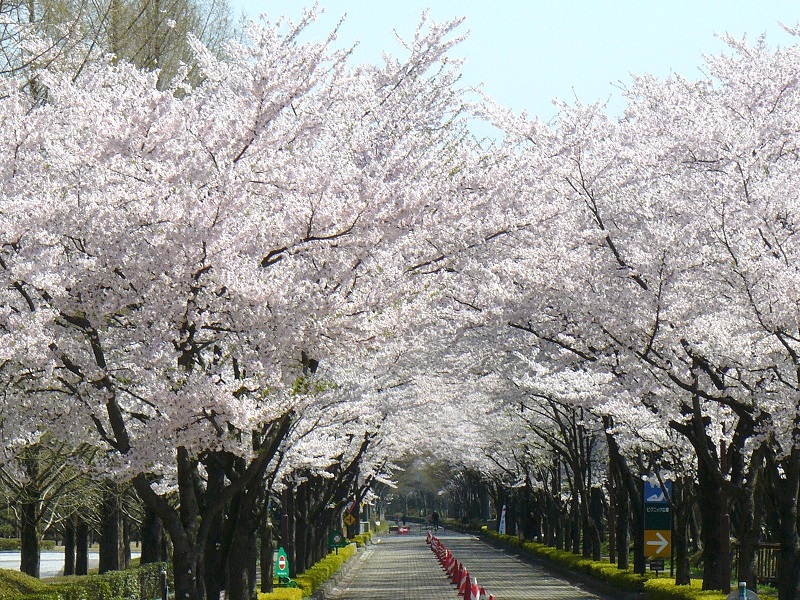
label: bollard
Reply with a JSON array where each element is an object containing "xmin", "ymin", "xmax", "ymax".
[
  {"xmin": 479, "ymin": 586, "xmax": 487, "ymax": 600},
  {"xmin": 160, "ymin": 569, "xmax": 168, "ymax": 600},
  {"xmin": 726, "ymin": 581, "xmax": 760, "ymax": 600}
]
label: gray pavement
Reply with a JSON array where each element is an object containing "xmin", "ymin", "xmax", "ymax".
[
  {"xmin": 327, "ymin": 530, "xmax": 604, "ymax": 600},
  {"xmin": 442, "ymin": 534, "xmax": 601, "ymax": 599},
  {"xmin": 328, "ymin": 533, "xmax": 455, "ymax": 599}
]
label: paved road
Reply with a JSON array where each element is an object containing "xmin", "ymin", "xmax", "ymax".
[
  {"xmin": 442, "ymin": 535, "xmax": 601, "ymax": 599},
  {"xmin": 328, "ymin": 534, "xmax": 455, "ymax": 599},
  {"xmin": 328, "ymin": 530, "xmax": 604, "ymax": 600}
]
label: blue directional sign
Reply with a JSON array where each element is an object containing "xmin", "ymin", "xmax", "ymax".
[
  {"xmin": 644, "ymin": 479, "xmax": 672, "ymax": 559},
  {"xmin": 644, "ymin": 480, "xmax": 672, "ymax": 504}
]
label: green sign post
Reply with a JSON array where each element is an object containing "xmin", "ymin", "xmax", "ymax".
[
  {"xmin": 275, "ymin": 546, "xmax": 290, "ymax": 578},
  {"xmin": 329, "ymin": 529, "xmax": 347, "ymax": 552}
]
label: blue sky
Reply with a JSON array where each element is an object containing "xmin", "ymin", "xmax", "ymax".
[{"xmin": 230, "ymin": 1, "xmax": 799, "ymax": 123}]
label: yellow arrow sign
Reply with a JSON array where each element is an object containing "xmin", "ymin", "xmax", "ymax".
[
  {"xmin": 343, "ymin": 513, "xmax": 356, "ymax": 526},
  {"xmin": 644, "ymin": 530, "xmax": 671, "ymax": 557}
]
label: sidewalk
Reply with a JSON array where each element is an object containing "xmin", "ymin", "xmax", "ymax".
[
  {"xmin": 327, "ymin": 530, "xmax": 604, "ymax": 600},
  {"xmin": 327, "ymin": 533, "xmax": 455, "ymax": 599}
]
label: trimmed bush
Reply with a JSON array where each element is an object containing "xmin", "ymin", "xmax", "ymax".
[
  {"xmin": 351, "ymin": 530, "xmax": 374, "ymax": 547},
  {"xmin": 257, "ymin": 589, "xmax": 303, "ymax": 600},
  {"xmin": 294, "ymin": 544, "xmax": 356, "ymax": 596},
  {"xmin": 482, "ymin": 530, "xmax": 737, "ymax": 600},
  {"xmin": 644, "ymin": 578, "xmax": 727, "ymax": 600},
  {"xmin": 0, "ymin": 539, "xmax": 56, "ymax": 552},
  {"xmin": 0, "ymin": 568, "xmax": 57, "ymax": 600},
  {"xmin": 0, "ymin": 561, "xmax": 172, "ymax": 600},
  {"xmin": 48, "ymin": 561, "xmax": 171, "ymax": 600}
]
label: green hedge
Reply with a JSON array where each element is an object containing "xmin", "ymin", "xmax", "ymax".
[
  {"xmin": 259, "ymin": 544, "xmax": 357, "ymax": 600},
  {"xmin": 0, "ymin": 540, "xmax": 56, "ymax": 552},
  {"xmin": 644, "ymin": 578, "xmax": 727, "ymax": 600},
  {"xmin": 0, "ymin": 561, "xmax": 171, "ymax": 600},
  {"xmin": 294, "ymin": 544, "xmax": 356, "ymax": 596},
  {"xmin": 256, "ymin": 589, "xmax": 302, "ymax": 600},
  {"xmin": 51, "ymin": 562, "xmax": 171, "ymax": 600},
  {"xmin": 0, "ymin": 569, "xmax": 56, "ymax": 600},
  {"xmin": 350, "ymin": 530, "xmax": 374, "ymax": 548},
  {"xmin": 482, "ymin": 530, "xmax": 729, "ymax": 600}
]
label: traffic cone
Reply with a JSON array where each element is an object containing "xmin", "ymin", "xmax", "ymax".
[
  {"xmin": 451, "ymin": 561, "xmax": 461, "ymax": 584},
  {"xmin": 437, "ymin": 544, "xmax": 446, "ymax": 560},
  {"xmin": 447, "ymin": 554, "xmax": 458, "ymax": 577},
  {"xmin": 479, "ymin": 587, "xmax": 487, "ymax": 600},
  {"xmin": 458, "ymin": 569, "xmax": 469, "ymax": 597},
  {"xmin": 469, "ymin": 578, "xmax": 479, "ymax": 600}
]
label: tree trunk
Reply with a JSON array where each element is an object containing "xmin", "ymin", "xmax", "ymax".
[
  {"xmin": 260, "ymin": 521, "xmax": 274, "ymax": 594},
  {"xmin": 202, "ymin": 459, "xmax": 227, "ymax": 600},
  {"xmin": 63, "ymin": 518, "xmax": 76, "ymax": 576},
  {"xmin": 616, "ymin": 481, "xmax": 629, "ymax": 570},
  {"xmin": 734, "ymin": 451, "xmax": 764, "ymax": 592},
  {"xmin": 141, "ymin": 506, "xmax": 165, "ymax": 564},
  {"xmin": 631, "ymin": 492, "xmax": 646, "ymax": 576},
  {"xmin": 224, "ymin": 477, "xmax": 262, "ymax": 600},
  {"xmin": 673, "ymin": 477, "xmax": 691, "ymax": 585},
  {"xmin": 76, "ymin": 520, "xmax": 89, "ymax": 576},
  {"xmin": 227, "ymin": 525, "xmax": 257, "ymax": 600},
  {"xmin": 295, "ymin": 483, "xmax": 309, "ymax": 574},
  {"xmin": 607, "ymin": 466, "xmax": 616, "ymax": 565},
  {"xmin": 133, "ymin": 415, "xmax": 292, "ymax": 600},
  {"xmin": 604, "ymin": 420, "xmax": 641, "ymax": 573},
  {"xmin": 766, "ymin": 448, "xmax": 800, "ymax": 600},
  {"xmin": 697, "ymin": 454, "xmax": 726, "ymax": 590},
  {"xmin": 19, "ymin": 501, "xmax": 40, "ymax": 578},
  {"xmin": 589, "ymin": 486, "xmax": 604, "ymax": 561},
  {"xmin": 123, "ymin": 516, "xmax": 131, "ymax": 569},
  {"xmin": 99, "ymin": 483, "xmax": 124, "ymax": 573},
  {"xmin": 171, "ymin": 545, "xmax": 205, "ymax": 600},
  {"xmin": 286, "ymin": 485, "xmax": 296, "ymax": 579},
  {"xmin": 570, "ymin": 494, "xmax": 580, "ymax": 554}
]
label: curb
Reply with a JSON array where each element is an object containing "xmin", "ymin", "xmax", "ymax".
[{"xmin": 311, "ymin": 540, "xmax": 375, "ymax": 600}]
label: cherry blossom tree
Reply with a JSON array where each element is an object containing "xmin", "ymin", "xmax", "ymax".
[
  {"xmin": 0, "ymin": 8, "xmax": 474, "ymax": 599},
  {"xmin": 454, "ymin": 27, "xmax": 800, "ymax": 598}
]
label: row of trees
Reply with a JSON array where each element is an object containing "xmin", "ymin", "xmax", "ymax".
[
  {"xmin": 5, "ymin": 4, "xmax": 800, "ymax": 600},
  {"xmin": 0, "ymin": 446, "xmax": 376, "ymax": 594},
  {"xmin": 420, "ymin": 29, "xmax": 800, "ymax": 600},
  {"xmin": 1, "ymin": 0, "xmax": 233, "ymax": 87},
  {"xmin": 0, "ymin": 5, "xmax": 475, "ymax": 599}
]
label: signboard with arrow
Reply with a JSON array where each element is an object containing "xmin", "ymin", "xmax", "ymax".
[{"xmin": 644, "ymin": 479, "xmax": 672, "ymax": 559}]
